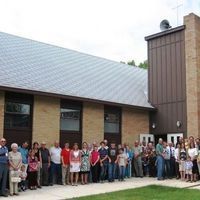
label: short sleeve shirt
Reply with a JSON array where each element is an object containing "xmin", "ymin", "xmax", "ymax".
[{"xmin": 98, "ymin": 148, "xmax": 108, "ymax": 163}]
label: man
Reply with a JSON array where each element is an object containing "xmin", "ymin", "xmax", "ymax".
[
  {"xmin": 18, "ymin": 141, "xmax": 29, "ymax": 172},
  {"xmin": 156, "ymin": 138, "xmax": 164, "ymax": 180},
  {"xmin": 163, "ymin": 142, "xmax": 170, "ymax": 179},
  {"xmin": 40, "ymin": 141, "xmax": 50, "ymax": 186},
  {"xmin": 133, "ymin": 140, "xmax": 143, "ymax": 178},
  {"xmin": 147, "ymin": 142, "xmax": 156, "ymax": 177},
  {"xmin": 98, "ymin": 141, "xmax": 108, "ymax": 183},
  {"xmin": 49, "ymin": 141, "xmax": 62, "ymax": 185},
  {"xmin": 0, "ymin": 138, "xmax": 8, "ymax": 197},
  {"xmin": 168, "ymin": 142, "xmax": 175, "ymax": 178},
  {"xmin": 61, "ymin": 143, "xmax": 70, "ymax": 185},
  {"xmin": 108, "ymin": 142, "xmax": 117, "ymax": 182}
]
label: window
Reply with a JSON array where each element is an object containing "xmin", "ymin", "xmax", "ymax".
[
  {"xmin": 104, "ymin": 107, "xmax": 121, "ymax": 133},
  {"xmin": 4, "ymin": 102, "xmax": 31, "ymax": 128},
  {"xmin": 60, "ymin": 108, "xmax": 81, "ymax": 131}
]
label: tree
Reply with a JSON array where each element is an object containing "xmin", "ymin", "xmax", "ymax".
[
  {"xmin": 138, "ymin": 60, "xmax": 148, "ymax": 69},
  {"xmin": 120, "ymin": 59, "xmax": 148, "ymax": 69},
  {"xmin": 127, "ymin": 60, "xmax": 136, "ymax": 66}
]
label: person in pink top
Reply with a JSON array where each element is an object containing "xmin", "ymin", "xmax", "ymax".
[
  {"xmin": 90, "ymin": 145, "xmax": 100, "ymax": 183},
  {"xmin": 69, "ymin": 143, "xmax": 81, "ymax": 186}
]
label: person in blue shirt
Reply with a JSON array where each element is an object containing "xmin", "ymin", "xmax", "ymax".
[
  {"xmin": 0, "ymin": 138, "xmax": 9, "ymax": 197},
  {"xmin": 18, "ymin": 141, "xmax": 29, "ymax": 172}
]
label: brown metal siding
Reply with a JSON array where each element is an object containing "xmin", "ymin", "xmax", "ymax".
[{"xmin": 147, "ymin": 29, "xmax": 186, "ymax": 135}]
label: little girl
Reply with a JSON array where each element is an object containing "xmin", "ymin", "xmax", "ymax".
[
  {"xmin": 28, "ymin": 150, "xmax": 38, "ymax": 190},
  {"xmin": 19, "ymin": 165, "xmax": 27, "ymax": 191},
  {"xmin": 116, "ymin": 148, "xmax": 127, "ymax": 181},
  {"xmin": 185, "ymin": 157, "xmax": 193, "ymax": 183}
]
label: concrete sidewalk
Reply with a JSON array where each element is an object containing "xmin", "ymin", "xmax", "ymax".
[{"xmin": 2, "ymin": 178, "xmax": 200, "ymax": 200}]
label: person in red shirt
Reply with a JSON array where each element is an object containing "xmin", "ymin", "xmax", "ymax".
[
  {"xmin": 90, "ymin": 145, "xmax": 100, "ymax": 183},
  {"xmin": 61, "ymin": 143, "xmax": 70, "ymax": 185}
]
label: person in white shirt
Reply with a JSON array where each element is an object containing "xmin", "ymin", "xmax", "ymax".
[
  {"xmin": 188, "ymin": 142, "xmax": 198, "ymax": 182},
  {"xmin": 49, "ymin": 141, "xmax": 62, "ymax": 185},
  {"xmin": 174, "ymin": 143, "xmax": 181, "ymax": 179}
]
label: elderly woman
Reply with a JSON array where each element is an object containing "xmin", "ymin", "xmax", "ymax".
[{"xmin": 8, "ymin": 143, "xmax": 22, "ymax": 196}]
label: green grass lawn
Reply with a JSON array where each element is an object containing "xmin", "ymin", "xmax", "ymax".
[{"xmin": 72, "ymin": 185, "xmax": 200, "ymax": 200}]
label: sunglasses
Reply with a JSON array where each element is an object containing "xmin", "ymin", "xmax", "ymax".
[{"xmin": 1, "ymin": 140, "xmax": 6, "ymax": 143}]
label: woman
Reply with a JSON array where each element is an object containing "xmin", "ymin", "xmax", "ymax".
[
  {"xmin": 80, "ymin": 142, "xmax": 90, "ymax": 184},
  {"xmin": 179, "ymin": 143, "xmax": 187, "ymax": 181},
  {"xmin": 188, "ymin": 142, "xmax": 198, "ymax": 182},
  {"xmin": 174, "ymin": 143, "xmax": 180, "ymax": 179},
  {"xmin": 8, "ymin": 143, "xmax": 22, "ymax": 196},
  {"xmin": 32, "ymin": 142, "xmax": 42, "ymax": 188},
  {"xmin": 28, "ymin": 149, "xmax": 38, "ymax": 189},
  {"xmin": 69, "ymin": 143, "xmax": 81, "ymax": 186}
]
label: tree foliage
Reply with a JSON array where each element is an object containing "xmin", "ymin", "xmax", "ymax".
[{"xmin": 121, "ymin": 59, "xmax": 148, "ymax": 69}]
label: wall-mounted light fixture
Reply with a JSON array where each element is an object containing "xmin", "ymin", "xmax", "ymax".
[
  {"xmin": 152, "ymin": 123, "xmax": 156, "ymax": 129},
  {"xmin": 176, "ymin": 121, "xmax": 182, "ymax": 128}
]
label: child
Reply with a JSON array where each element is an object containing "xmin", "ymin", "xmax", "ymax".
[
  {"xmin": 28, "ymin": 150, "xmax": 38, "ymax": 190},
  {"xmin": 116, "ymin": 148, "xmax": 127, "ymax": 181},
  {"xmin": 185, "ymin": 157, "xmax": 193, "ymax": 183},
  {"xmin": 90, "ymin": 145, "xmax": 100, "ymax": 183},
  {"xmin": 19, "ymin": 165, "xmax": 27, "ymax": 191}
]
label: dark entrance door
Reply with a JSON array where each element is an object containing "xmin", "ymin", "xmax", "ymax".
[
  {"xmin": 4, "ymin": 92, "xmax": 33, "ymax": 149},
  {"xmin": 60, "ymin": 100, "xmax": 82, "ymax": 148}
]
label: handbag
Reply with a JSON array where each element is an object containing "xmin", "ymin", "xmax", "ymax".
[{"xmin": 10, "ymin": 170, "xmax": 21, "ymax": 183}]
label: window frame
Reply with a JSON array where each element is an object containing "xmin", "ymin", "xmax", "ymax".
[
  {"xmin": 4, "ymin": 92, "xmax": 33, "ymax": 131},
  {"xmin": 60, "ymin": 100, "xmax": 82, "ymax": 133},
  {"xmin": 104, "ymin": 106, "xmax": 121, "ymax": 134}
]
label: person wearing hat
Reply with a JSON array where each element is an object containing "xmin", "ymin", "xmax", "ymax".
[{"xmin": 40, "ymin": 142, "xmax": 50, "ymax": 186}]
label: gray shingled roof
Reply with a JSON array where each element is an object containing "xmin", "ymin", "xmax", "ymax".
[{"xmin": 0, "ymin": 32, "xmax": 153, "ymax": 109}]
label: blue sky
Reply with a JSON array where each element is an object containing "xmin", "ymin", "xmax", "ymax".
[{"xmin": 0, "ymin": 0, "xmax": 199, "ymax": 64}]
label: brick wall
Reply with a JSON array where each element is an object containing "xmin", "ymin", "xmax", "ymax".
[
  {"xmin": 184, "ymin": 13, "xmax": 200, "ymax": 138},
  {"xmin": 0, "ymin": 91, "xmax": 4, "ymax": 139},
  {"xmin": 122, "ymin": 107, "xmax": 149, "ymax": 145},
  {"xmin": 32, "ymin": 95, "xmax": 60, "ymax": 147},
  {"xmin": 82, "ymin": 102, "xmax": 104, "ymax": 144}
]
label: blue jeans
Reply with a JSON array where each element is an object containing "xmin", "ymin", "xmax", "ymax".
[
  {"xmin": 125, "ymin": 161, "xmax": 132, "ymax": 178},
  {"xmin": 100, "ymin": 162, "xmax": 108, "ymax": 181},
  {"xmin": 164, "ymin": 159, "xmax": 171, "ymax": 178},
  {"xmin": 118, "ymin": 166, "xmax": 125, "ymax": 180},
  {"xmin": 156, "ymin": 156, "xmax": 164, "ymax": 180},
  {"xmin": 108, "ymin": 163, "xmax": 116, "ymax": 181},
  {"xmin": 50, "ymin": 162, "xmax": 62, "ymax": 185}
]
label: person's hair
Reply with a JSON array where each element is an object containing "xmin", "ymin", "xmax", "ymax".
[
  {"xmin": 73, "ymin": 143, "xmax": 79, "ymax": 149},
  {"xmin": 100, "ymin": 141, "xmax": 105, "ymax": 145},
  {"xmin": 11, "ymin": 143, "xmax": 18, "ymax": 149},
  {"xmin": 82, "ymin": 142, "xmax": 88, "ymax": 148},
  {"xmin": 21, "ymin": 164, "xmax": 26, "ymax": 169},
  {"xmin": 189, "ymin": 142, "xmax": 195, "ymax": 149},
  {"xmin": 180, "ymin": 142, "xmax": 185, "ymax": 150},
  {"xmin": 119, "ymin": 148, "xmax": 124, "ymax": 152},
  {"xmin": 33, "ymin": 142, "xmax": 39, "ymax": 147},
  {"xmin": 22, "ymin": 141, "xmax": 29, "ymax": 145}
]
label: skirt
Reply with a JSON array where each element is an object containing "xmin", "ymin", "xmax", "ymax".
[{"xmin": 70, "ymin": 162, "xmax": 80, "ymax": 173}]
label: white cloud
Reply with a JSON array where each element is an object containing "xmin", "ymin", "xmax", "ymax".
[{"xmin": 0, "ymin": 0, "xmax": 199, "ymax": 64}]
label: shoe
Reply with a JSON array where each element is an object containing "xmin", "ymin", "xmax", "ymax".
[
  {"xmin": 38, "ymin": 185, "xmax": 42, "ymax": 189},
  {"xmin": 14, "ymin": 193, "xmax": 19, "ymax": 196}
]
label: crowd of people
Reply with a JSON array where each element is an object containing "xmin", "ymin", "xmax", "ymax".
[{"xmin": 0, "ymin": 136, "xmax": 200, "ymax": 197}]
